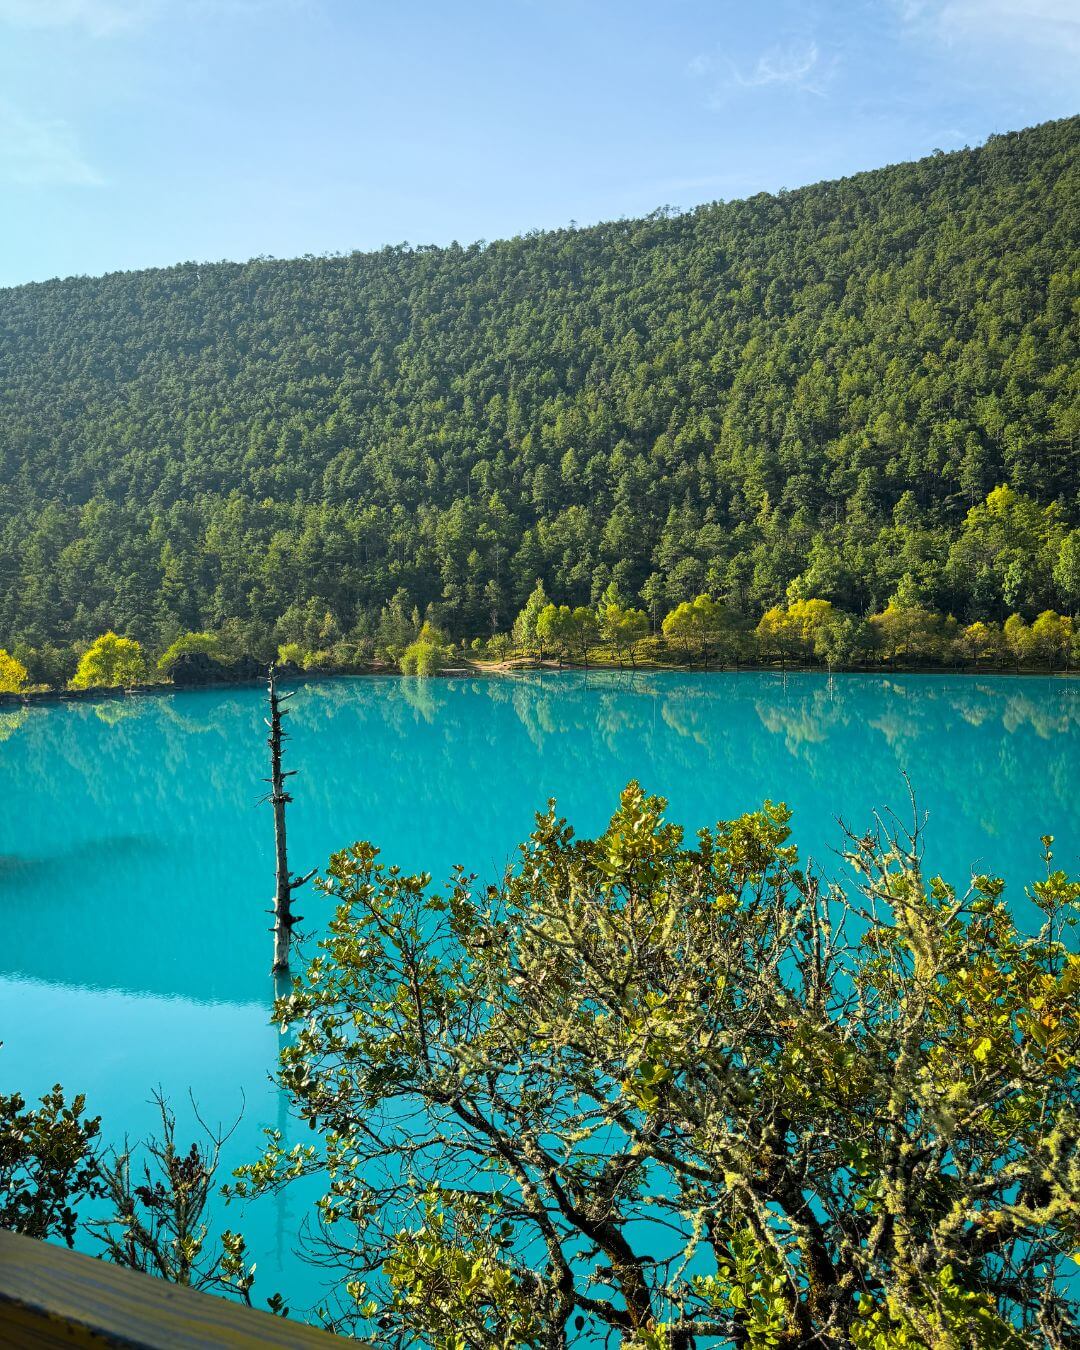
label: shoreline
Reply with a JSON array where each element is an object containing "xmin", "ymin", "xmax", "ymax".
[{"xmin": 1, "ymin": 659, "xmax": 1075, "ymax": 709}]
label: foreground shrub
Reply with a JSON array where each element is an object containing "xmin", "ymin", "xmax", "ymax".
[
  {"xmin": 0, "ymin": 1077, "xmax": 101, "ymax": 1246},
  {"xmin": 236, "ymin": 786, "xmax": 1080, "ymax": 1347}
]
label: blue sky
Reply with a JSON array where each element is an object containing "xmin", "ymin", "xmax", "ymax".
[{"xmin": 0, "ymin": 0, "xmax": 1076, "ymax": 287}]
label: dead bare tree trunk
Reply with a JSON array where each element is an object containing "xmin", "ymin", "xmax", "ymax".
[{"xmin": 264, "ymin": 665, "xmax": 315, "ymax": 976}]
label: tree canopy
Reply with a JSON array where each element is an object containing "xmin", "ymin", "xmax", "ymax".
[
  {"xmin": 234, "ymin": 785, "xmax": 1080, "ymax": 1349},
  {"xmin": 0, "ymin": 118, "xmax": 1076, "ymax": 651},
  {"xmin": 69, "ymin": 632, "xmax": 148, "ymax": 689}
]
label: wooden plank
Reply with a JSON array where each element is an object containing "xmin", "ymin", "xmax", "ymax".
[{"xmin": 0, "ymin": 1228, "xmax": 350, "ymax": 1347}]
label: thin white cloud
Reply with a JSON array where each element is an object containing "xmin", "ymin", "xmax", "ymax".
[
  {"xmin": 0, "ymin": 103, "xmax": 104, "ymax": 186},
  {"xmin": 732, "ymin": 41, "xmax": 823, "ymax": 90},
  {"xmin": 690, "ymin": 40, "xmax": 837, "ymax": 100},
  {"xmin": 0, "ymin": 0, "xmax": 154, "ymax": 34},
  {"xmin": 898, "ymin": 0, "xmax": 1080, "ymax": 64}
]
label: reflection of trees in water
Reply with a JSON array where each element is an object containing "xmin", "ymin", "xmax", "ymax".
[
  {"xmin": 398, "ymin": 676, "xmax": 438, "ymax": 723},
  {"xmin": 1001, "ymin": 691, "xmax": 1079, "ymax": 739},
  {"xmin": 91, "ymin": 697, "xmax": 144, "ymax": 727},
  {"xmin": 6, "ymin": 676, "xmax": 1077, "ymax": 829},
  {"xmin": 734, "ymin": 677, "xmax": 1078, "ymax": 867},
  {"xmin": 755, "ymin": 696, "xmax": 837, "ymax": 758},
  {"xmin": 511, "ymin": 681, "xmax": 548, "ymax": 753},
  {"xmin": 660, "ymin": 696, "xmax": 713, "ymax": 749},
  {"xmin": 291, "ymin": 675, "xmax": 468, "ymax": 736},
  {"xmin": 284, "ymin": 672, "xmax": 761, "ymax": 765},
  {"xmin": 2, "ymin": 673, "xmax": 1076, "ymax": 1000},
  {"xmin": 586, "ymin": 675, "xmax": 1080, "ymax": 809},
  {"xmin": 0, "ymin": 707, "xmax": 31, "ymax": 743},
  {"xmin": 592, "ymin": 693, "xmax": 652, "ymax": 756},
  {"xmin": 520, "ymin": 686, "xmax": 651, "ymax": 752},
  {"xmin": 865, "ymin": 709, "xmax": 928, "ymax": 751},
  {"xmin": 22, "ymin": 697, "xmax": 256, "ymax": 816},
  {"xmin": 737, "ymin": 676, "xmax": 1078, "ymax": 756},
  {"xmin": 158, "ymin": 699, "xmax": 232, "ymax": 736}
]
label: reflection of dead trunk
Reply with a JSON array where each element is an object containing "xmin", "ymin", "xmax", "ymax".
[{"xmin": 265, "ymin": 665, "xmax": 315, "ymax": 976}]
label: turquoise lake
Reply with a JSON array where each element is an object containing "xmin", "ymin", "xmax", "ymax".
[{"xmin": 2, "ymin": 671, "xmax": 1078, "ymax": 1314}]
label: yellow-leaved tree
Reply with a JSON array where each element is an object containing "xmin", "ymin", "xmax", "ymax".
[
  {"xmin": 756, "ymin": 598, "xmax": 835, "ymax": 666},
  {"xmin": 70, "ymin": 633, "xmax": 148, "ymax": 690},
  {"xmin": 0, "ymin": 648, "xmax": 29, "ymax": 694}
]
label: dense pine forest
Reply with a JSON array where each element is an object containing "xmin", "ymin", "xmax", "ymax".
[{"xmin": 0, "ymin": 116, "xmax": 1077, "ymax": 677}]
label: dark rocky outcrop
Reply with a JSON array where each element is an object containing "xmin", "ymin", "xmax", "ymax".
[
  {"xmin": 227, "ymin": 654, "xmax": 265, "ymax": 682},
  {"xmin": 168, "ymin": 652, "xmax": 233, "ymax": 686}
]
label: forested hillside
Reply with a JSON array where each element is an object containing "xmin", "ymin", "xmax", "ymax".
[{"xmin": 1, "ymin": 116, "xmax": 1077, "ymax": 656}]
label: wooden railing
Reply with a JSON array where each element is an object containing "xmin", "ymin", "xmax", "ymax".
[{"xmin": 0, "ymin": 1227, "xmax": 347, "ymax": 1347}]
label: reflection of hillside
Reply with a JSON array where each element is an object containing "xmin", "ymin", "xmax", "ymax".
[{"xmin": 1, "ymin": 673, "xmax": 1076, "ymax": 1004}]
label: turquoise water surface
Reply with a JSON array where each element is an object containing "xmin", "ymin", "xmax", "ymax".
[{"xmin": 1, "ymin": 671, "xmax": 1077, "ymax": 1313}]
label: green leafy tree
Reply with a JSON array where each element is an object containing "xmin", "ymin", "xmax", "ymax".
[
  {"xmin": 89, "ymin": 1093, "xmax": 260, "ymax": 1308},
  {"xmin": 236, "ymin": 787, "xmax": 1080, "ymax": 1348},
  {"xmin": 1004, "ymin": 613, "xmax": 1037, "ymax": 670},
  {"xmin": 958, "ymin": 620, "xmax": 1006, "ymax": 667},
  {"xmin": 1052, "ymin": 531, "xmax": 1080, "ymax": 617},
  {"xmin": 400, "ymin": 621, "xmax": 449, "ymax": 677},
  {"xmin": 598, "ymin": 599, "xmax": 649, "ymax": 668},
  {"xmin": 755, "ymin": 606, "xmax": 802, "ymax": 668},
  {"xmin": 69, "ymin": 632, "xmax": 148, "ymax": 689},
  {"xmin": 1031, "ymin": 610, "xmax": 1074, "ymax": 670},
  {"xmin": 812, "ymin": 612, "xmax": 871, "ymax": 671},
  {"xmin": 535, "ymin": 604, "xmax": 598, "ymax": 668},
  {"xmin": 16, "ymin": 642, "xmax": 77, "ymax": 690},
  {"xmin": 0, "ymin": 1069, "xmax": 102, "ymax": 1247},
  {"xmin": 276, "ymin": 641, "xmax": 307, "ymax": 668},
  {"xmin": 785, "ymin": 597, "xmax": 834, "ymax": 652},
  {"xmin": 0, "ymin": 1068, "xmax": 271, "ymax": 1313},
  {"xmin": 376, "ymin": 589, "xmax": 418, "ymax": 665},
  {"xmin": 513, "ymin": 580, "xmax": 551, "ymax": 659},
  {"xmin": 640, "ymin": 574, "xmax": 667, "ymax": 634},
  {"xmin": 489, "ymin": 633, "xmax": 513, "ymax": 663},
  {"xmin": 661, "ymin": 594, "xmax": 728, "ymax": 668},
  {"xmin": 535, "ymin": 603, "xmax": 575, "ymax": 666},
  {"xmin": 756, "ymin": 599, "xmax": 835, "ymax": 667},
  {"xmin": 567, "ymin": 606, "xmax": 599, "ymax": 667},
  {"xmin": 869, "ymin": 603, "xmax": 957, "ymax": 666},
  {"xmin": 947, "ymin": 485, "xmax": 1063, "ymax": 619}
]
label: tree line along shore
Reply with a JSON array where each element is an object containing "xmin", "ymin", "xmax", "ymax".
[{"xmin": 0, "ymin": 579, "xmax": 1076, "ymax": 699}]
